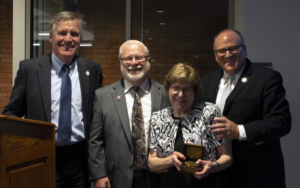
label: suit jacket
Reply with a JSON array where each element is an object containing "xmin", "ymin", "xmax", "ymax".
[
  {"xmin": 2, "ymin": 54, "xmax": 103, "ymax": 143},
  {"xmin": 88, "ymin": 78, "xmax": 171, "ymax": 188},
  {"xmin": 199, "ymin": 58, "xmax": 291, "ymax": 188}
]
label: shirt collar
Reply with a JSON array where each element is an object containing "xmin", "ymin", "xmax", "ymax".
[
  {"xmin": 222, "ymin": 62, "xmax": 246, "ymax": 83},
  {"xmin": 51, "ymin": 52, "xmax": 77, "ymax": 74},
  {"xmin": 124, "ymin": 78, "xmax": 150, "ymax": 94}
]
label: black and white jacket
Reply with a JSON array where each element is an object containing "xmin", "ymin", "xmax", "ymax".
[{"xmin": 149, "ymin": 101, "xmax": 228, "ymax": 161}]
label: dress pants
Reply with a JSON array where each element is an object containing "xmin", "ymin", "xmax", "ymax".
[
  {"xmin": 132, "ymin": 176, "xmax": 148, "ymax": 188},
  {"xmin": 55, "ymin": 141, "xmax": 89, "ymax": 188}
]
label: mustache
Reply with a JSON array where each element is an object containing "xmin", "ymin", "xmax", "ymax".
[{"xmin": 127, "ymin": 65, "xmax": 142, "ymax": 71}]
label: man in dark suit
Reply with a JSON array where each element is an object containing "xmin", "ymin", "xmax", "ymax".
[
  {"xmin": 88, "ymin": 40, "xmax": 171, "ymax": 188},
  {"xmin": 2, "ymin": 11, "xmax": 103, "ymax": 188},
  {"xmin": 199, "ymin": 29, "xmax": 291, "ymax": 188}
]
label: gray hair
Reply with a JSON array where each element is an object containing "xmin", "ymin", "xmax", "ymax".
[
  {"xmin": 119, "ymin": 40, "xmax": 149, "ymax": 59},
  {"xmin": 49, "ymin": 11, "xmax": 86, "ymax": 35}
]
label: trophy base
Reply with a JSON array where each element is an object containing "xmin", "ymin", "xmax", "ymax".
[{"xmin": 179, "ymin": 161, "xmax": 203, "ymax": 174}]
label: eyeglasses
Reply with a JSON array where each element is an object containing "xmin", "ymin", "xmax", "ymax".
[
  {"xmin": 215, "ymin": 45, "xmax": 243, "ymax": 56},
  {"xmin": 120, "ymin": 55, "xmax": 148, "ymax": 63},
  {"xmin": 170, "ymin": 85, "xmax": 194, "ymax": 96}
]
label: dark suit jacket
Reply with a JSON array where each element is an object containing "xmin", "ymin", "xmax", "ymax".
[
  {"xmin": 199, "ymin": 59, "xmax": 291, "ymax": 188},
  {"xmin": 88, "ymin": 78, "xmax": 171, "ymax": 188},
  {"xmin": 2, "ymin": 54, "xmax": 103, "ymax": 143}
]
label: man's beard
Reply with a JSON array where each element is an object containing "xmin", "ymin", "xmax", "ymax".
[{"xmin": 120, "ymin": 62, "xmax": 150, "ymax": 83}]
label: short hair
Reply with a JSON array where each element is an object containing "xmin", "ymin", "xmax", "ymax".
[
  {"xmin": 49, "ymin": 11, "xmax": 86, "ymax": 35},
  {"xmin": 164, "ymin": 63, "xmax": 203, "ymax": 97},
  {"xmin": 118, "ymin": 40, "xmax": 149, "ymax": 59},
  {"xmin": 213, "ymin": 29, "xmax": 245, "ymax": 50}
]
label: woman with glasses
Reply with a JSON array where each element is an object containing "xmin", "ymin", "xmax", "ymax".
[{"xmin": 148, "ymin": 63, "xmax": 232, "ymax": 188}]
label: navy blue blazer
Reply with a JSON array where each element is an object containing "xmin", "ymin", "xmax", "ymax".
[
  {"xmin": 2, "ymin": 54, "xmax": 103, "ymax": 142},
  {"xmin": 199, "ymin": 58, "xmax": 291, "ymax": 188}
]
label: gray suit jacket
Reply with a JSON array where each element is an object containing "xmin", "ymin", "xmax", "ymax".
[{"xmin": 88, "ymin": 78, "xmax": 171, "ymax": 188}]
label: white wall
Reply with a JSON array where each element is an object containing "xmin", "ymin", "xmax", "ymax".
[{"xmin": 235, "ymin": 1, "xmax": 300, "ymax": 187}]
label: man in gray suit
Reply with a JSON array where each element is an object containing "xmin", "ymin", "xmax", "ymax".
[{"xmin": 88, "ymin": 40, "xmax": 171, "ymax": 188}]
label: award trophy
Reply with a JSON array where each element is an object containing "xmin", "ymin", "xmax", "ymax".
[{"xmin": 179, "ymin": 143, "xmax": 205, "ymax": 174}]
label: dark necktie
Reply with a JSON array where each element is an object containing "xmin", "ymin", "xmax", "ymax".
[
  {"xmin": 219, "ymin": 75, "xmax": 235, "ymax": 113},
  {"xmin": 58, "ymin": 64, "xmax": 72, "ymax": 141},
  {"xmin": 131, "ymin": 86, "xmax": 146, "ymax": 169}
]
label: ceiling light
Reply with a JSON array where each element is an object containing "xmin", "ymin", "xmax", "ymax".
[
  {"xmin": 38, "ymin": 33, "xmax": 49, "ymax": 36},
  {"xmin": 80, "ymin": 43, "xmax": 93, "ymax": 47}
]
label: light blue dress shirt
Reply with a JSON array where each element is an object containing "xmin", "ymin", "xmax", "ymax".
[{"xmin": 51, "ymin": 53, "xmax": 85, "ymax": 146}]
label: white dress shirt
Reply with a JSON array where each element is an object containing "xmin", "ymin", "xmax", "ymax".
[
  {"xmin": 216, "ymin": 64, "xmax": 247, "ymax": 140},
  {"xmin": 51, "ymin": 53, "xmax": 84, "ymax": 146},
  {"xmin": 124, "ymin": 78, "xmax": 151, "ymax": 151}
]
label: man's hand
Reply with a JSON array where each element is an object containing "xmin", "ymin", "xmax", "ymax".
[
  {"xmin": 171, "ymin": 151, "xmax": 186, "ymax": 171},
  {"xmin": 94, "ymin": 177, "xmax": 111, "ymax": 188},
  {"xmin": 211, "ymin": 116, "xmax": 239, "ymax": 140}
]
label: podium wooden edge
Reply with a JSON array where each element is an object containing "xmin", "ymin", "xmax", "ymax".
[{"xmin": 0, "ymin": 115, "xmax": 55, "ymax": 127}]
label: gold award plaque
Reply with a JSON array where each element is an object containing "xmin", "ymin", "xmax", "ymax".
[{"xmin": 179, "ymin": 143, "xmax": 205, "ymax": 174}]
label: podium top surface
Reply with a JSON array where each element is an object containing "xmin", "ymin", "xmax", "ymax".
[{"xmin": 0, "ymin": 115, "xmax": 55, "ymax": 127}]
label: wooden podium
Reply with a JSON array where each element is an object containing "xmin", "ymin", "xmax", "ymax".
[{"xmin": 0, "ymin": 115, "xmax": 55, "ymax": 188}]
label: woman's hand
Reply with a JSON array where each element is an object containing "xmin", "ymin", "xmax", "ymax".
[
  {"xmin": 148, "ymin": 149, "xmax": 185, "ymax": 173},
  {"xmin": 171, "ymin": 151, "xmax": 186, "ymax": 171},
  {"xmin": 193, "ymin": 159, "xmax": 215, "ymax": 179}
]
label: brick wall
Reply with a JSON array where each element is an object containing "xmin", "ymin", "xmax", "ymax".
[
  {"xmin": 78, "ymin": 0, "xmax": 228, "ymax": 85},
  {"xmin": 0, "ymin": 0, "xmax": 228, "ymax": 113},
  {"xmin": 132, "ymin": 0, "xmax": 228, "ymax": 84},
  {"xmin": 78, "ymin": 0, "xmax": 126, "ymax": 85},
  {"xmin": 0, "ymin": 0, "xmax": 12, "ymax": 114}
]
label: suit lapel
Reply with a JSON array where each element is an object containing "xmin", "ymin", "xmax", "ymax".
[
  {"xmin": 77, "ymin": 56, "xmax": 90, "ymax": 127},
  {"xmin": 150, "ymin": 80, "xmax": 162, "ymax": 113},
  {"xmin": 224, "ymin": 60, "xmax": 252, "ymax": 113},
  {"xmin": 209, "ymin": 70, "xmax": 223, "ymax": 103},
  {"xmin": 37, "ymin": 55, "xmax": 52, "ymax": 122},
  {"xmin": 112, "ymin": 79, "xmax": 133, "ymax": 151}
]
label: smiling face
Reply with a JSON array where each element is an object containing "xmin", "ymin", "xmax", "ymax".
[
  {"xmin": 168, "ymin": 82, "xmax": 195, "ymax": 117},
  {"xmin": 214, "ymin": 30, "xmax": 247, "ymax": 75},
  {"xmin": 49, "ymin": 19, "xmax": 81, "ymax": 65},
  {"xmin": 119, "ymin": 42, "xmax": 150, "ymax": 86}
]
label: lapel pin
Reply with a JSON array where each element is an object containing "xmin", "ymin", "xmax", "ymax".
[
  {"xmin": 242, "ymin": 77, "xmax": 247, "ymax": 83},
  {"xmin": 116, "ymin": 95, "xmax": 121, "ymax": 101},
  {"xmin": 86, "ymin": 71, "xmax": 90, "ymax": 76}
]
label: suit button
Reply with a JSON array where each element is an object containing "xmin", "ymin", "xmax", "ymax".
[{"xmin": 130, "ymin": 165, "xmax": 133, "ymax": 170}]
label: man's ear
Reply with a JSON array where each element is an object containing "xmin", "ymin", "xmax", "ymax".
[
  {"xmin": 49, "ymin": 33, "xmax": 53, "ymax": 43},
  {"xmin": 243, "ymin": 45, "xmax": 247, "ymax": 56},
  {"xmin": 215, "ymin": 53, "xmax": 218, "ymax": 62},
  {"xmin": 148, "ymin": 57, "xmax": 151, "ymax": 64},
  {"xmin": 118, "ymin": 60, "xmax": 121, "ymax": 65}
]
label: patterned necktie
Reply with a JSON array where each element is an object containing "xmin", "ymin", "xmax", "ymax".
[
  {"xmin": 219, "ymin": 75, "xmax": 235, "ymax": 113},
  {"xmin": 131, "ymin": 86, "xmax": 147, "ymax": 169},
  {"xmin": 58, "ymin": 64, "xmax": 72, "ymax": 141}
]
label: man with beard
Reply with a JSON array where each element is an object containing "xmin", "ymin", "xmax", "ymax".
[
  {"xmin": 2, "ymin": 11, "xmax": 103, "ymax": 187},
  {"xmin": 88, "ymin": 40, "xmax": 171, "ymax": 188}
]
